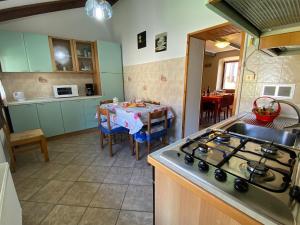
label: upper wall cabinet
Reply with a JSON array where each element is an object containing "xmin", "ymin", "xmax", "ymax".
[
  {"xmin": 49, "ymin": 37, "xmax": 76, "ymax": 72},
  {"xmin": 74, "ymin": 41, "xmax": 95, "ymax": 73},
  {"xmin": 23, "ymin": 33, "xmax": 52, "ymax": 72},
  {"xmin": 97, "ymin": 41, "xmax": 123, "ymax": 73},
  {"xmin": 0, "ymin": 30, "xmax": 29, "ymax": 72}
]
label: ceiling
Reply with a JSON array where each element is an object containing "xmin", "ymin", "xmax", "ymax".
[
  {"xmin": 0, "ymin": 0, "xmax": 119, "ymax": 22},
  {"xmin": 205, "ymin": 32, "xmax": 241, "ymax": 54}
]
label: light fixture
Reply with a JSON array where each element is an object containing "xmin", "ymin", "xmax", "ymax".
[
  {"xmin": 215, "ymin": 40, "xmax": 230, "ymax": 49},
  {"xmin": 85, "ymin": 0, "xmax": 113, "ymax": 21}
]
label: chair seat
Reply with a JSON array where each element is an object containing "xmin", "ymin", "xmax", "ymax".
[
  {"xmin": 134, "ymin": 125, "xmax": 167, "ymax": 143},
  {"xmin": 10, "ymin": 129, "xmax": 44, "ymax": 146},
  {"xmin": 98, "ymin": 122, "xmax": 128, "ymax": 134}
]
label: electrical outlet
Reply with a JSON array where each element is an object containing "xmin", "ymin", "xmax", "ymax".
[{"xmin": 245, "ymin": 73, "xmax": 255, "ymax": 81}]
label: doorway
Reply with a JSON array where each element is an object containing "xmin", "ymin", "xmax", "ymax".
[{"xmin": 182, "ymin": 23, "xmax": 246, "ymax": 138}]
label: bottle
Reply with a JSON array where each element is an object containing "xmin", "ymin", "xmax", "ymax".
[{"xmin": 207, "ymin": 86, "xmax": 210, "ymax": 96}]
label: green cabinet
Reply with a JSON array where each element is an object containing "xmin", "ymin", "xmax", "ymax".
[
  {"xmin": 0, "ymin": 30, "xmax": 29, "ymax": 72},
  {"xmin": 84, "ymin": 98, "xmax": 102, "ymax": 129},
  {"xmin": 60, "ymin": 100, "xmax": 86, "ymax": 133},
  {"xmin": 37, "ymin": 102, "xmax": 64, "ymax": 137},
  {"xmin": 8, "ymin": 104, "xmax": 40, "ymax": 132},
  {"xmin": 101, "ymin": 73, "xmax": 124, "ymax": 101},
  {"xmin": 97, "ymin": 41, "xmax": 123, "ymax": 73},
  {"xmin": 23, "ymin": 33, "xmax": 52, "ymax": 72}
]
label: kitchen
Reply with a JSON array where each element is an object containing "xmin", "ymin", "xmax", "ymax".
[{"xmin": 0, "ymin": 0, "xmax": 300, "ymax": 225}]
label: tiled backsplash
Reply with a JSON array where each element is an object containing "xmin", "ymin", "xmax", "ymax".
[
  {"xmin": 124, "ymin": 58, "xmax": 185, "ymax": 141},
  {"xmin": 239, "ymin": 43, "xmax": 300, "ymax": 118},
  {"xmin": 0, "ymin": 73, "xmax": 93, "ymax": 101}
]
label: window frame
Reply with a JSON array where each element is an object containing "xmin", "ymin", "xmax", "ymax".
[{"xmin": 221, "ymin": 60, "xmax": 239, "ymax": 90}]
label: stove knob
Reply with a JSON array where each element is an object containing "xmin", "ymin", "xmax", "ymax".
[
  {"xmin": 215, "ymin": 169, "xmax": 227, "ymax": 182},
  {"xmin": 198, "ymin": 160, "xmax": 209, "ymax": 172},
  {"xmin": 234, "ymin": 178, "xmax": 249, "ymax": 193},
  {"xmin": 289, "ymin": 186, "xmax": 300, "ymax": 202},
  {"xmin": 184, "ymin": 154, "xmax": 194, "ymax": 164}
]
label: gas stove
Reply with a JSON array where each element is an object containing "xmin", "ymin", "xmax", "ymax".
[{"xmin": 160, "ymin": 129, "xmax": 300, "ymax": 225}]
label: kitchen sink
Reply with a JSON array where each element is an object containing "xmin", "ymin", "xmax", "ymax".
[{"xmin": 226, "ymin": 123, "xmax": 297, "ymax": 147}]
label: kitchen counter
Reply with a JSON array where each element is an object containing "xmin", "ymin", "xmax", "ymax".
[
  {"xmin": 148, "ymin": 112, "xmax": 300, "ymax": 225},
  {"xmin": 7, "ymin": 95, "xmax": 103, "ymax": 106}
]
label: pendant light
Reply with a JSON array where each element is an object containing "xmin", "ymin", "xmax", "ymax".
[{"xmin": 85, "ymin": 0, "xmax": 113, "ymax": 21}]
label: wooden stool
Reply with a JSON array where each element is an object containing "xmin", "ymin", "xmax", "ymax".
[{"xmin": 4, "ymin": 125, "xmax": 49, "ymax": 172}]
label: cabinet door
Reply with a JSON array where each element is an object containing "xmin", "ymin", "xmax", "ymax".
[
  {"xmin": 23, "ymin": 33, "xmax": 52, "ymax": 72},
  {"xmin": 97, "ymin": 41, "xmax": 123, "ymax": 73},
  {"xmin": 0, "ymin": 30, "xmax": 29, "ymax": 72},
  {"xmin": 8, "ymin": 104, "xmax": 40, "ymax": 132},
  {"xmin": 101, "ymin": 73, "xmax": 124, "ymax": 101},
  {"xmin": 84, "ymin": 98, "xmax": 102, "ymax": 129},
  {"xmin": 37, "ymin": 102, "xmax": 64, "ymax": 137},
  {"xmin": 60, "ymin": 100, "xmax": 85, "ymax": 133}
]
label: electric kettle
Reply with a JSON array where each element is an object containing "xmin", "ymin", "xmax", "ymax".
[{"xmin": 13, "ymin": 92, "xmax": 25, "ymax": 101}]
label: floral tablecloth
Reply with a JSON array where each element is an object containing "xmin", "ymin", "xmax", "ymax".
[{"xmin": 100, "ymin": 103, "xmax": 174, "ymax": 134}]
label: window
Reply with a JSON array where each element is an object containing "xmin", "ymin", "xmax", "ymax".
[
  {"xmin": 262, "ymin": 84, "xmax": 295, "ymax": 99},
  {"xmin": 222, "ymin": 61, "xmax": 239, "ymax": 90}
]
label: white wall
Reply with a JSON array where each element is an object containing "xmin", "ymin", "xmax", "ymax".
[
  {"xmin": 111, "ymin": 0, "xmax": 225, "ymax": 66},
  {"xmin": 184, "ymin": 37, "xmax": 205, "ymax": 137},
  {"xmin": 0, "ymin": 8, "xmax": 113, "ymax": 41}
]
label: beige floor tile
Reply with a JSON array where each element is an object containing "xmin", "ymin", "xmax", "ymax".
[
  {"xmin": 30, "ymin": 163, "xmax": 66, "ymax": 180},
  {"xmin": 130, "ymin": 168, "xmax": 152, "ymax": 185},
  {"xmin": 59, "ymin": 182, "xmax": 100, "ymax": 206},
  {"xmin": 12, "ymin": 163, "xmax": 44, "ymax": 184},
  {"xmin": 113, "ymin": 156, "xmax": 136, "ymax": 168},
  {"xmin": 70, "ymin": 153, "xmax": 97, "ymax": 166},
  {"xmin": 54, "ymin": 165, "xmax": 87, "ymax": 181},
  {"xmin": 122, "ymin": 185, "xmax": 153, "ymax": 212},
  {"xmin": 30, "ymin": 180, "xmax": 73, "ymax": 203},
  {"xmin": 51, "ymin": 152, "xmax": 79, "ymax": 164},
  {"xmin": 40, "ymin": 205, "xmax": 86, "ymax": 225},
  {"xmin": 116, "ymin": 210, "xmax": 153, "ymax": 225},
  {"xmin": 21, "ymin": 201, "xmax": 54, "ymax": 225},
  {"xmin": 134, "ymin": 156, "xmax": 151, "ymax": 169},
  {"xmin": 91, "ymin": 156, "xmax": 116, "ymax": 167},
  {"xmin": 16, "ymin": 178, "xmax": 49, "ymax": 200},
  {"xmin": 104, "ymin": 167, "xmax": 133, "ymax": 184},
  {"xmin": 78, "ymin": 166, "xmax": 110, "ymax": 182},
  {"xmin": 78, "ymin": 208, "xmax": 119, "ymax": 225},
  {"xmin": 90, "ymin": 184, "xmax": 127, "ymax": 209}
]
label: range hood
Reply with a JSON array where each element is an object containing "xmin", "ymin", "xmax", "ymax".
[
  {"xmin": 206, "ymin": 0, "xmax": 300, "ymax": 37},
  {"xmin": 207, "ymin": 0, "xmax": 300, "ymax": 56}
]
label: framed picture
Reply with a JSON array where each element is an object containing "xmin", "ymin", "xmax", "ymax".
[
  {"xmin": 155, "ymin": 32, "xmax": 167, "ymax": 52},
  {"xmin": 137, "ymin": 31, "xmax": 146, "ymax": 49}
]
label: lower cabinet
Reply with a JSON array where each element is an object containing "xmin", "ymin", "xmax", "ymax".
[
  {"xmin": 8, "ymin": 104, "xmax": 40, "ymax": 132},
  {"xmin": 37, "ymin": 102, "xmax": 65, "ymax": 137},
  {"xmin": 9, "ymin": 97, "xmax": 102, "ymax": 136},
  {"xmin": 84, "ymin": 98, "xmax": 101, "ymax": 129},
  {"xmin": 60, "ymin": 100, "xmax": 86, "ymax": 133}
]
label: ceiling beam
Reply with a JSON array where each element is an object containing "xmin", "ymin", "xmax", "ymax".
[{"xmin": 0, "ymin": 0, "xmax": 119, "ymax": 22}]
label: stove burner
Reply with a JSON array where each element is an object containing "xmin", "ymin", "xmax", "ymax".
[
  {"xmin": 215, "ymin": 133, "xmax": 231, "ymax": 143},
  {"xmin": 261, "ymin": 144, "xmax": 278, "ymax": 155},
  {"xmin": 198, "ymin": 142, "xmax": 209, "ymax": 153},
  {"xmin": 247, "ymin": 160, "xmax": 269, "ymax": 176}
]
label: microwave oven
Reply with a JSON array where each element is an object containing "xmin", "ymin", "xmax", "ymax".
[{"xmin": 53, "ymin": 85, "xmax": 79, "ymax": 98}]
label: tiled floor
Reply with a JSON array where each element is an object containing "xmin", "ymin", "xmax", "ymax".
[{"xmin": 12, "ymin": 131, "xmax": 153, "ymax": 225}]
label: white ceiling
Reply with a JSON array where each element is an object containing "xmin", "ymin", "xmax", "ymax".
[{"xmin": 0, "ymin": 0, "xmax": 58, "ymax": 10}]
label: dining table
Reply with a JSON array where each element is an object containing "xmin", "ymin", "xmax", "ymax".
[
  {"xmin": 100, "ymin": 102, "xmax": 175, "ymax": 134},
  {"xmin": 200, "ymin": 94, "xmax": 233, "ymax": 124}
]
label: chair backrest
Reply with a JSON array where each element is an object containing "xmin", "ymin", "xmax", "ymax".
[
  {"xmin": 144, "ymin": 100, "xmax": 160, "ymax": 105},
  {"xmin": 147, "ymin": 109, "xmax": 168, "ymax": 134},
  {"xmin": 221, "ymin": 95, "xmax": 232, "ymax": 107},
  {"xmin": 100, "ymin": 99, "xmax": 113, "ymax": 105},
  {"xmin": 96, "ymin": 106, "xmax": 112, "ymax": 130}
]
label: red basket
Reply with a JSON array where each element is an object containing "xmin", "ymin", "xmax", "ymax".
[{"xmin": 252, "ymin": 97, "xmax": 281, "ymax": 123}]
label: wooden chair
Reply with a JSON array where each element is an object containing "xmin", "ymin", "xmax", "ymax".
[
  {"xmin": 100, "ymin": 99, "xmax": 113, "ymax": 105},
  {"xmin": 134, "ymin": 109, "xmax": 168, "ymax": 160},
  {"xmin": 97, "ymin": 106, "xmax": 128, "ymax": 157},
  {"xmin": 3, "ymin": 123, "xmax": 49, "ymax": 172}
]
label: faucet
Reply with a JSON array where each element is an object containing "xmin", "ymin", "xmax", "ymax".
[{"xmin": 272, "ymin": 99, "xmax": 300, "ymax": 129}]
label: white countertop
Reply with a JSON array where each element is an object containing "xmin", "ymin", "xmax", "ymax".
[{"xmin": 7, "ymin": 95, "xmax": 103, "ymax": 106}]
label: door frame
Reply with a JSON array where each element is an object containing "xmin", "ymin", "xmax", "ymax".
[{"xmin": 181, "ymin": 22, "xmax": 246, "ymax": 138}]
